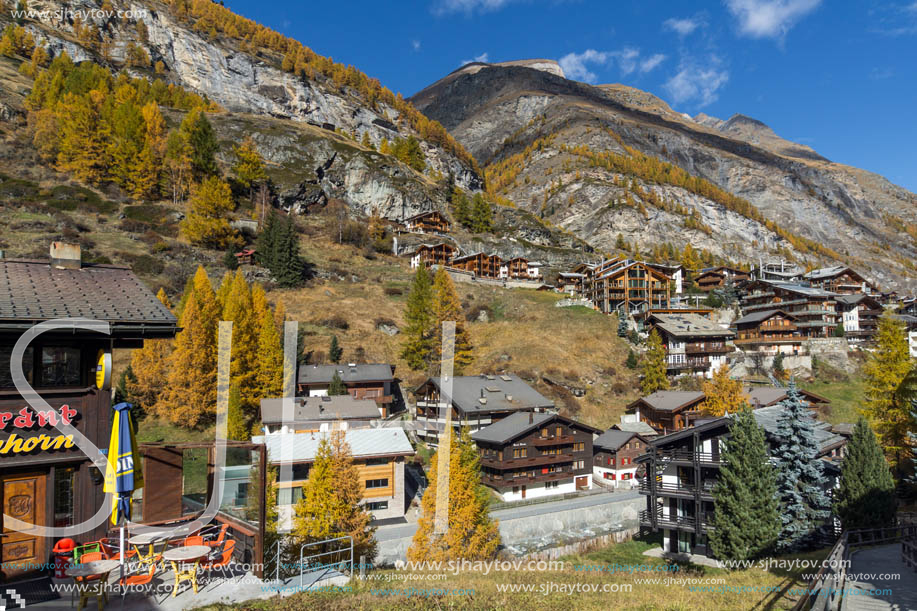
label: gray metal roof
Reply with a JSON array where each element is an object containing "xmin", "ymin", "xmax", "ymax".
[
  {"xmin": 632, "ymin": 391, "xmax": 706, "ymax": 412},
  {"xmin": 253, "ymin": 428, "xmax": 414, "ymax": 463},
  {"xmin": 744, "ymin": 386, "xmax": 829, "ymax": 407},
  {"xmin": 260, "ymin": 395, "xmax": 380, "ymax": 424},
  {"xmin": 649, "ymin": 313, "xmax": 735, "ymax": 338},
  {"xmin": 767, "ymin": 282, "xmax": 838, "ymax": 298},
  {"xmin": 733, "ymin": 309, "xmax": 795, "ymax": 325},
  {"xmin": 0, "ymin": 259, "xmax": 177, "ymax": 325},
  {"xmin": 752, "ymin": 405, "xmax": 845, "ymax": 454},
  {"xmin": 803, "ymin": 266, "xmax": 853, "ymax": 280},
  {"xmin": 297, "ymin": 363, "xmax": 394, "ymax": 385},
  {"xmin": 417, "ymin": 374, "xmax": 555, "ymax": 415},
  {"xmin": 612, "ymin": 421, "xmax": 659, "ymax": 436},
  {"xmin": 593, "ymin": 429, "xmax": 642, "ymax": 451}
]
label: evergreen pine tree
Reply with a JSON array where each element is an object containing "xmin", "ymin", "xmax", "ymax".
[
  {"xmin": 709, "ymin": 408, "xmax": 780, "ymax": 561},
  {"xmin": 431, "ymin": 267, "xmax": 473, "ymax": 374},
  {"xmin": 451, "ymin": 187, "xmax": 471, "ymax": 228},
  {"xmin": 256, "ymin": 210, "xmax": 278, "ymax": 271},
  {"xmin": 626, "ymin": 349, "xmax": 638, "ymax": 370},
  {"xmin": 834, "ymin": 417, "xmax": 896, "ymax": 530},
  {"xmin": 772, "ymin": 382, "xmax": 833, "ymax": 552},
  {"xmin": 470, "ymin": 193, "xmax": 493, "ymax": 233},
  {"xmin": 180, "ymin": 107, "xmax": 218, "ymax": 178},
  {"xmin": 272, "ymin": 215, "xmax": 306, "ymax": 288},
  {"xmin": 329, "ymin": 335, "xmax": 343, "ymax": 364},
  {"xmin": 400, "ymin": 267, "xmax": 434, "ymax": 371},
  {"xmin": 408, "ymin": 427, "xmax": 500, "ymax": 561},
  {"xmin": 617, "ymin": 311, "xmax": 628, "ymax": 338},
  {"xmin": 641, "ymin": 329, "xmax": 669, "ymax": 394},
  {"xmin": 328, "ymin": 371, "xmax": 346, "ymax": 395}
]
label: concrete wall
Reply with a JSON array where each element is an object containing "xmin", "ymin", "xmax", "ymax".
[{"xmin": 498, "ymin": 478, "xmax": 578, "ymax": 502}]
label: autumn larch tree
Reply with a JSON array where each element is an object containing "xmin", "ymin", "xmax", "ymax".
[
  {"xmin": 702, "ymin": 364, "xmax": 748, "ymax": 417},
  {"xmin": 862, "ymin": 311, "xmax": 913, "ymax": 475},
  {"xmin": 709, "ymin": 408, "xmax": 780, "ymax": 562},
  {"xmin": 253, "ymin": 284, "xmax": 283, "ymax": 400},
  {"xmin": 400, "ymin": 266, "xmax": 434, "ymax": 371},
  {"xmin": 431, "ymin": 267, "xmax": 473, "ymax": 374},
  {"xmin": 126, "ymin": 288, "xmax": 173, "ymax": 413},
  {"xmin": 181, "ymin": 176, "xmax": 238, "ymax": 248},
  {"xmin": 641, "ymin": 329, "xmax": 669, "ymax": 395},
  {"xmin": 408, "ymin": 427, "xmax": 500, "ymax": 562},
  {"xmin": 222, "ymin": 269, "xmax": 260, "ymax": 417},
  {"xmin": 232, "ymin": 136, "xmax": 267, "ymax": 205}
]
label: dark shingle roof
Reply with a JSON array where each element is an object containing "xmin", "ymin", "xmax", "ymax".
[
  {"xmin": 594, "ymin": 429, "xmax": 641, "ymax": 451},
  {"xmin": 260, "ymin": 395, "xmax": 380, "ymax": 424},
  {"xmin": 0, "ymin": 259, "xmax": 176, "ymax": 325},
  {"xmin": 744, "ymin": 386, "xmax": 830, "ymax": 407},
  {"xmin": 297, "ymin": 363, "xmax": 394, "ymax": 385},
  {"xmin": 417, "ymin": 373, "xmax": 554, "ymax": 415},
  {"xmin": 630, "ymin": 390, "xmax": 706, "ymax": 412},
  {"xmin": 612, "ymin": 421, "xmax": 659, "ymax": 436},
  {"xmin": 733, "ymin": 309, "xmax": 795, "ymax": 325},
  {"xmin": 472, "ymin": 411, "xmax": 599, "ymax": 444}
]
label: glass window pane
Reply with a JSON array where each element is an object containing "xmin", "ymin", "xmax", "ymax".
[
  {"xmin": 41, "ymin": 346, "xmax": 81, "ymax": 386},
  {"xmin": 0, "ymin": 345, "xmax": 33, "ymax": 388}
]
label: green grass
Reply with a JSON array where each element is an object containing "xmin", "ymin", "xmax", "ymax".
[{"xmin": 800, "ymin": 377, "xmax": 865, "ymax": 424}]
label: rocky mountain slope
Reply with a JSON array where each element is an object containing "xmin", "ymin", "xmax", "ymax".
[{"xmin": 411, "ymin": 61, "xmax": 917, "ymax": 290}]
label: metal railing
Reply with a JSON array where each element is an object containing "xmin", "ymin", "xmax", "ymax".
[{"xmin": 266, "ymin": 535, "xmax": 354, "ymax": 587}]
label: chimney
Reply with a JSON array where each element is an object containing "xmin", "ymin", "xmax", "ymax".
[{"xmin": 50, "ymin": 242, "xmax": 81, "ymax": 270}]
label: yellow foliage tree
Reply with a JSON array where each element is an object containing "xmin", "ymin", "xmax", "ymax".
[
  {"xmin": 431, "ymin": 267, "xmax": 473, "ymax": 374},
  {"xmin": 181, "ymin": 176, "xmax": 238, "ymax": 248},
  {"xmin": 702, "ymin": 364, "xmax": 748, "ymax": 417},
  {"xmin": 408, "ymin": 428, "xmax": 500, "ymax": 561},
  {"xmin": 255, "ymin": 296, "xmax": 283, "ymax": 400},
  {"xmin": 126, "ymin": 288, "xmax": 174, "ymax": 413},
  {"xmin": 222, "ymin": 269, "xmax": 259, "ymax": 415}
]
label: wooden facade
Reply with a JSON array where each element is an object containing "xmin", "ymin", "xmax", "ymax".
[
  {"xmin": 503, "ymin": 257, "xmax": 530, "ymax": 280},
  {"xmin": 593, "ymin": 431, "xmax": 649, "ymax": 488},
  {"xmin": 593, "ymin": 261, "xmax": 671, "ymax": 314},
  {"xmin": 404, "ymin": 211, "xmax": 451, "ymax": 234},
  {"xmin": 626, "ymin": 391, "xmax": 707, "ymax": 434},
  {"xmin": 804, "ymin": 266, "xmax": 878, "ymax": 295},
  {"xmin": 409, "ymin": 243, "xmax": 456, "ymax": 269},
  {"xmin": 450, "ymin": 252, "xmax": 502, "ymax": 279},
  {"xmin": 732, "ymin": 309, "xmax": 803, "ymax": 354},
  {"xmin": 741, "ymin": 281, "xmax": 839, "ymax": 338}
]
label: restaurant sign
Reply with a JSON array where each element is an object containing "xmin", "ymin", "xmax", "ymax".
[{"xmin": 0, "ymin": 405, "xmax": 77, "ymax": 456}]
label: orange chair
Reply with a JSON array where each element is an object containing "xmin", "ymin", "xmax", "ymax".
[
  {"xmin": 119, "ymin": 562, "xmax": 156, "ymax": 589},
  {"xmin": 182, "ymin": 535, "xmax": 205, "ymax": 547},
  {"xmin": 199, "ymin": 540, "xmax": 235, "ymax": 587},
  {"xmin": 205, "ymin": 524, "xmax": 230, "ymax": 548},
  {"xmin": 73, "ymin": 551, "xmax": 107, "ymax": 611},
  {"xmin": 100, "ymin": 538, "xmax": 138, "ymax": 562}
]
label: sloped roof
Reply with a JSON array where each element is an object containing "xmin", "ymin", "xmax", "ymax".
[
  {"xmin": 612, "ymin": 421, "xmax": 659, "ymax": 436},
  {"xmin": 751, "ymin": 405, "xmax": 845, "ymax": 455},
  {"xmin": 415, "ymin": 374, "xmax": 554, "ymax": 415},
  {"xmin": 297, "ymin": 363, "xmax": 394, "ymax": 385},
  {"xmin": 649, "ymin": 313, "xmax": 734, "ymax": 338},
  {"xmin": 253, "ymin": 428, "xmax": 413, "ymax": 463},
  {"xmin": 260, "ymin": 395, "xmax": 380, "ymax": 424},
  {"xmin": 733, "ymin": 309, "xmax": 796, "ymax": 325},
  {"xmin": 0, "ymin": 259, "xmax": 176, "ymax": 328},
  {"xmin": 471, "ymin": 411, "xmax": 599, "ymax": 444},
  {"xmin": 629, "ymin": 390, "xmax": 706, "ymax": 412},
  {"xmin": 803, "ymin": 266, "xmax": 853, "ymax": 280},
  {"xmin": 744, "ymin": 386, "xmax": 830, "ymax": 407},
  {"xmin": 594, "ymin": 429, "xmax": 642, "ymax": 451}
]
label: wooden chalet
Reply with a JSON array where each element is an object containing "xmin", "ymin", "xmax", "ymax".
[
  {"xmin": 835, "ymin": 294, "xmax": 883, "ymax": 341},
  {"xmin": 409, "ymin": 243, "xmax": 456, "ymax": 269},
  {"xmin": 645, "ymin": 313, "xmax": 733, "ymax": 378},
  {"xmin": 743, "ymin": 386, "xmax": 831, "ymax": 411},
  {"xmin": 450, "ymin": 252, "xmax": 502, "ymax": 279},
  {"xmin": 647, "ymin": 263, "xmax": 685, "ymax": 294},
  {"xmin": 556, "ymin": 272, "xmax": 587, "ymax": 296},
  {"xmin": 404, "ymin": 210, "xmax": 451, "ymax": 234},
  {"xmin": 626, "ymin": 391, "xmax": 707, "ymax": 434},
  {"xmin": 296, "ymin": 363, "xmax": 396, "ymax": 416},
  {"xmin": 0, "ymin": 243, "xmax": 178, "ymax": 582},
  {"xmin": 234, "ymin": 248, "xmax": 256, "ymax": 265},
  {"xmin": 740, "ymin": 280, "xmax": 839, "ymax": 338},
  {"xmin": 593, "ymin": 429, "xmax": 649, "ymax": 488},
  {"xmin": 592, "ymin": 260, "xmax": 671, "ymax": 314},
  {"xmin": 693, "ymin": 266, "xmax": 750, "ymax": 292},
  {"xmin": 731, "ymin": 309, "xmax": 803, "ymax": 354},
  {"xmin": 501, "ymin": 257, "xmax": 533, "ymax": 280},
  {"xmin": 413, "ymin": 373, "xmax": 554, "ymax": 443},
  {"xmin": 803, "ymin": 266, "xmax": 879, "ymax": 295},
  {"xmin": 472, "ymin": 412, "xmax": 600, "ymax": 501}
]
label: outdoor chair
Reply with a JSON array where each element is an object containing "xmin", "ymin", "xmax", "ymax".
[
  {"xmin": 72, "ymin": 551, "xmax": 107, "ymax": 611},
  {"xmin": 199, "ymin": 540, "xmax": 235, "ymax": 589},
  {"xmin": 202, "ymin": 523, "xmax": 230, "ymax": 547},
  {"xmin": 182, "ymin": 535, "xmax": 205, "ymax": 547},
  {"xmin": 119, "ymin": 562, "xmax": 157, "ymax": 588},
  {"xmin": 100, "ymin": 538, "xmax": 138, "ymax": 563}
]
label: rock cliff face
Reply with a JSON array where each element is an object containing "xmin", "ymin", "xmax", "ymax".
[
  {"xmin": 411, "ymin": 63, "xmax": 917, "ymax": 290},
  {"xmin": 15, "ymin": 0, "xmax": 482, "ymax": 218}
]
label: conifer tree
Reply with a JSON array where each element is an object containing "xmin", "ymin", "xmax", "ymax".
[
  {"xmin": 641, "ymin": 329, "xmax": 669, "ymax": 394},
  {"xmin": 626, "ymin": 349, "xmax": 638, "ymax": 370},
  {"xmin": 126, "ymin": 288, "xmax": 173, "ymax": 413},
  {"xmin": 862, "ymin": 312, "xmax": 913, "ymax": 473},
  {"xmin": 617, "ymin": 312, "xmax": 628, "ymax": 338},
  {"xmin": 255, "ymin": 298, "xmax": 283, "ymax": 400},
  {"xmin": 181, "ymin": 176, "xmax": 237, "ymax": 248},
  {"xmin": 408, "ymin": 428, "xmax": 500, "ymax": 561},
  {"xmin": 470, "ymin": 193, "xmax": 493, "ymax": 233},
  {"xmin": 329, "ymin": 335, "xmax": 343, "ymax": 364},
  {"xmin": 256, "ymin": 210, "xmax": 278, "ymax": 270},
  {"xmin": 834, "ymin": 417, "xmax": 896, "ymax": 530},
  {"xmin": 710, "ymin": 408, "xmax": 780, "ymax": 561},
  {"xmin": 400, "ymin": 266, "xmax": 434, "ymax": 371},
  {"xmin": 327, "ymin": 431, "xmax": 377, "ymax": 561},
  {"xmin": 328, "ymin": 371, "xmax": 346, "ymax": 395},
  {"xmin": 451, "ymin": 187, "xmax": 471, "ymax": 228},
  {"xmin": 179, "ymin": 107, "xmax": 218, "ymax": 178},
  {"xmin": 56, "ymin": 92, "xmax": 110, "ymax": 183},
  {"xmin": 222, "ymin": 270, "xmax": 259, "ymax": 412},
  {"xmin": 702, "ymin": 364, "xmax": 748, "ymax": 417},
  {"xmin": 232, "ymin": 136, "xmax": 267, "ymax": 203},
  {"xmin": 164, "ymin": 129, "xmax": 193, "ymax": 205},
  {"xmin": 431, "ymin": 267, "xmax": 473, "ymax": 374},
  {"xmin": 772, "ymin": 382, "xmax": 832, "ymax": 552},
  {"xmin": 271, "ymin": 215, "xmax": 306, "ymax": 288},
  {"xmin": 226, "ymin": 384, "xmax": 249, "ymax": 441}
]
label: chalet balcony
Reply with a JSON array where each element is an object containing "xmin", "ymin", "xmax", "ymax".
[
  {"xmin": 481, "ymin": 470, "xmax": 573, "ymax": 487},
  {"xmin": 666, "ymin": 357, "xmax": 710, "ymax": 370},
  {"xmin": 532, "ymin": 434, "xmax": 577, "ymax": 447},
  {"xmin": 638, "ymin": 479, "xmax": 717, "ymax": 498},
  {"xmin": 684, "ymin": 342, "xmax": 729, "ymax": 355},
  {"xmin": 639, "ymin": 508, "xmax": 714, "ymax": 532},
  {"xmin": 480, "ymin": 453, "xmax": 574, "ymax": 469},
  {"xmin": 653, "ymin": 449, "xmax": 722, "ymax": 464}
]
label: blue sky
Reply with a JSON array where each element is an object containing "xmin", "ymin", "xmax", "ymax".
[{"xmin": 226, "ymin": 0, "xmax": 917, "ymax": 193}]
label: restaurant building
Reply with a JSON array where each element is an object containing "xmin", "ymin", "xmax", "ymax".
[{"xmin": 0, "ymin": 244, "xmax": 178, "ymax": 581}]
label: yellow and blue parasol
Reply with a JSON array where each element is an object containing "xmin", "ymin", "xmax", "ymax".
[{"xmin": 104, "ymin": 402, "xmax": 144, "ymax": 525}]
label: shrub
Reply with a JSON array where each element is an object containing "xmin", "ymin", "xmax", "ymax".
[
  {"xmin": 318, "ymin": 315, "xmax": 349, "ymax": 330},
  {"xmin": 383, "ymin": 286, "xmax": 403, "ymax": 296}
]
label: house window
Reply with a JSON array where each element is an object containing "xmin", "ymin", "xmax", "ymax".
[
  {"xmin": 608, "ymin": 473, "xmax": 616, "ymax": 480},
  {"xmin": 365, "ymin": 478, "xmax": 389, "ymax": 489},
  {"xmin": 366, "ymin": 501, "xmax": 388, "ymax": 511},
  {"xmin": 608, "ymin": 457, "xmax": 614, "ymax": 466},
  {"xmin": 40, "ymin": 346, "xmax": 81, "ymax": 386},
  {"xmin": 556, "ymin": 426, "xmax": 563, "ymax": 437},
  {"xmin": 513, "ymin": 448, "xmax": 527, "ymax": 459},
  {"xmin": 364, "ymin": 457, "xmax": 389, "ymax": 466},
  {"xmin": 541, "ymin": 447, "xmax": 560, "ymax": 456},
  {"xmin": 541, "ymin": 428, "xmax": 549, "ymax": 438},
  {"xmin": 622, "ymin": 473, "xmax": 632, "ymax": 480},
  {"xmin": 573, "ymin": 460, "xmax": 584, "ymax": 469},
  {"xmin": 573, "ymin": 442, "xmax": 585, "ymax": 452},
  {"xmin": 546, "ymin": 481, "xmax": 559, "ymax": 489}
]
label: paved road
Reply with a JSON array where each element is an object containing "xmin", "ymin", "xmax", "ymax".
[
  {"xmin": 376, "ymin": 490, "xmax": 641, "ymax": 542},
  {"xmin": 841, "ymin": 544, "xmax": 917, "ymax": 611}
]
